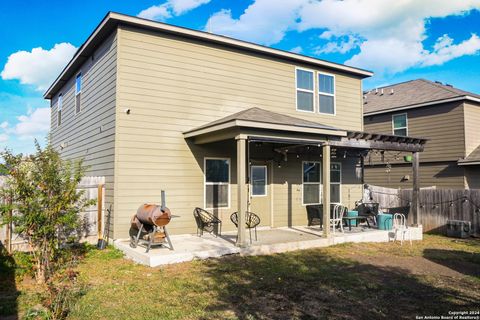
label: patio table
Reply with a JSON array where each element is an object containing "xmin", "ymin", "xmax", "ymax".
[{"xmin": 342, "ymin": 216, "xmax": 370, "ymax": 231}]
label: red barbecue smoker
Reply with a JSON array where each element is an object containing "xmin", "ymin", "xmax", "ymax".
[{"xmin": 130, "ymin": 190, "xmax": 174, "ymax": 252}]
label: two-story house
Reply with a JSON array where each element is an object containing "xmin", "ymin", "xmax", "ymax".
[
  {"xmin": 45, "ymin": 12, "xmax": 426, "ymax": 245},
  {"xmin": 363, "ymin": 79, "xmax": 480, "ymax": 189}
]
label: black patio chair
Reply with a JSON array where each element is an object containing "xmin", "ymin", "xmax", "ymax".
[
  {"xmin": 306, "ymin": 205, "xmax": 323, "ymax": 226},
  {"xmin": 193, "ymin": 207, "xmax": 222, "ymax": 237},
  {"xmin": 230, "ymin": 211, "xmax": 261, "ymax": 244},
  {"xmin": 356, "ymin": 202, "xmax": 379, "ymax": 227}
]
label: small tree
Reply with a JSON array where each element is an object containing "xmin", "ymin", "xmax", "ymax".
[{"xmin": 0, "ymin": 141, "xmax": 94, "ymax": 283}]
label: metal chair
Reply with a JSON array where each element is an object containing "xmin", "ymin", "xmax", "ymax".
[
  {"xmin": 392, "ymin": 213, "xmax": 412, "ymax": 246},
  {"xmin": 231, "ymin": 211, "xmax": 261, "ymax": 244},
  {"xmin": 330, "ymin": 204, "xmax": 347, "ymax": 235},
  {"xmin": 193, "ymin": 207, "xmax": 222, "ymax": 237}
]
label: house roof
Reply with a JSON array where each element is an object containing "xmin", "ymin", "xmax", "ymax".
[
  {"xmin": 363, "ymin": 79, "xmax": 480, "ymax": 115},
  {"xmin": 184, "ymin": 107, "xmax": 341, "ymax": 134},
  {"xmin": 459, "ymin": 145, "xmax": 480, "ymax": 166},
  {"xmin": 44, "ymin": 12, "xmax": 373, "ymax": 99}
]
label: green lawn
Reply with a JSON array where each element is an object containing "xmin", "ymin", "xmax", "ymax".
[{"xmin": 2, "ymin": 235, "xmax": 479, "ymax": 319}]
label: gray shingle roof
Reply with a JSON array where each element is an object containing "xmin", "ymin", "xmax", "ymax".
[
  {"xmin": 184, "ymin": 107, "xmax": 342, "ymax": 133},
  {"xmin": 363, "ymin": 79, "xmax": 480, "ymax": 114},
  {"xmin": 459, "ymin": 145, "xmax": 480, "ymax": 164}
]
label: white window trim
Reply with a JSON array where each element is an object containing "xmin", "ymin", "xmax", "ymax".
[
  {"xmin": 301, "ymin": 161, "xmax": 343, "ymax": 205},
  {"xmin": 318, "ymin": 72, "xmax": 336, "ymax": 116},
  {"xmin": 75, "ymin": 73, "xmax": 82, "ymax": 115},
  {"xmin": 392, "ymin": 113, "xmax": 408, "ymax": 136},
  {"xmin": 250, "ymin": 165, "xmax": 267, "ymax": 197},
  {"xmin": 57, "ymin": 94, "xmax": 63, "ymax": 128},
  {"xmin": 204, "ymin": 157, "xmax": 231, "ymax": 209},
  {"xmin": 330, "ymin": 162, "xmax": 342, "ymax": 203},
  {"xmin": 295, "ymin": 67, "xmax": 315, "ymax": 113},
  {"xmin": 302, "ymin": 161, "xmax": 322, "ymax": 206}
]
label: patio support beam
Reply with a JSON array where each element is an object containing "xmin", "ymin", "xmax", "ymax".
[
  {"xmin": 412, "ymin": 151, "xmax": 420, "ymax": 226},
  {"xmin": 236, "ymin": 136, "xmax": 248, "ymax": 247},
  {"xmin": 322, "ymin": 144, "xmax": 331, "ymax": 238}
]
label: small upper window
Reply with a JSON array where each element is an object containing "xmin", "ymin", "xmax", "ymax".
[
  {"xmin": 392, "ymin": 114, "xmax": 408, "ymax": 136},
  {"xmin": 296, "ymin": 69, "xmax": 314, "ymax": 112},
  {"xmin": 318, "ymin": 73, "xmax": 335, "ymax": 114},
  {"xmin": 75, "ymin": 73, "xmax": 82, "ymax": 114},
  {"xmin": 57, "ymin": 94, "xmax": 63, "ymax": 127}
]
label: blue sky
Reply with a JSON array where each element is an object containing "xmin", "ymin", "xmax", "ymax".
[{"xmin": 1, "ymin": 0, "xmax": 480, "ymax": 154}]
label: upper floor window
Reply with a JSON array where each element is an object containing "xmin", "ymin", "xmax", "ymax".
[
  {"xmin": 296, "ymin": 68, "xmax": 314, "ymax": 112},
  {"xmin": 392, "ymin": 114, "xmax": 408, "ymax": 136},
  {"xmin": 75, "ymin": 73, "xmax": 82, "ymax": 114},
  {"xmin": 318, "ymin": 73, "xmax": 335, "ymax": 114},
  {"xmin": 57, "ymin": 94, "xmax": 63, "ymax": 127},
  {"xmin": 205, "ymin": 158, "xmax": 230, "ymax": 208}
]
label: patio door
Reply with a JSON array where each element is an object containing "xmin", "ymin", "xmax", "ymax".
[{"xmin": 249, "ymin": 163, "xmax": 272, "ymax": 227}]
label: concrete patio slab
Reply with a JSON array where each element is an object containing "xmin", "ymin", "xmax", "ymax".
[{"xmin": 114, "ymin": 225, "xmax": 423, "ymax": 267}]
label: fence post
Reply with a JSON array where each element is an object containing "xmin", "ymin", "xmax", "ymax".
[
  {"xmin": 5, "ymin": 197, "xmax": 12, "ymax": 254},
  {"xmin": 97, "ymin": 184, "xmax": 104, "ymax": 240}
]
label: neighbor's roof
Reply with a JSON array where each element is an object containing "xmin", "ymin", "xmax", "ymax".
[
  {"xmin": 44, "ymin": 12, "xmax": 373, "ymax": 99},
  {"xmin": 458, "ymin": 145, "xmax": 480, "ymax": 166},
  {"xmin": 183, "ymin": 107, "xmax": 346, "ymax": 137},
  {"xmin": 363, "ymin": 79, "xmax": 480, "ymax": 115}
]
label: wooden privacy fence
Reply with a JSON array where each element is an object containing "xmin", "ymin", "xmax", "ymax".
[
  {"xmin": 370, "ymin": 185, "xmax": 480, "ymax": 235},
  {"xmin": 0, "ymin": 176, "xmax": 105, "ymax": 253}
]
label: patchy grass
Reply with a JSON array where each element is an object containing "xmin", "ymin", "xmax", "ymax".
[{"xmin": 1, "ymin": 235, "xmax": 479, "ymax": 319}]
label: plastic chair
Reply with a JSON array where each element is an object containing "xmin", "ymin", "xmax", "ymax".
[
  {"xmin": 331, "ymin": 204, "xmax": 346, "ymax": 235},
  {"xmin": 231, "ymin": 211, "xmax": 261, "ymax": 244},
  {"xmin": 392, "ymin": 213, "xmax": 412, "ymax": 245},
  {"xmin": 193, "ymin": 207, "xmax": 222, "ymax": 237}
]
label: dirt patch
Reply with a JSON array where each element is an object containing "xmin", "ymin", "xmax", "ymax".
[{"xmin": 347, "ymin": 254, "xmax": 470, "ymax": 278}]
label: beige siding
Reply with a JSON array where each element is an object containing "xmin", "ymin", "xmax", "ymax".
[
  {"xmin": 364, "ymin": 101, "xmax": 467, "ymax": 189},
  {"xmin": 114, "ymin": 26, "xmax": 363, "ymax": 237},
  {"xmin": 50, "ymin": 31, "xmax": 117, "ymax": 224},
  {"xmin": 364, "ymin": 101, "xmax": 465, "ymax": 163},
  {"xmin": 464, "ymin": 101, "xmax": 480, "ymax": 157},
  {"xmin": 364, "ymin": 161, "xmax": 465, "ymax": 189}
]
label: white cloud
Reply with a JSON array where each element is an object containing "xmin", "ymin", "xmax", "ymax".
[
  {"xmin": 3, "ymin": 108, "xmax": 51, "ymax": 141},
  {"xmin": 138, "ymin": 0, "xmax": 211, "ymax": 21},
  {"xmin": 298, "ymin": 0, "xmax": 480, "ymax": 74},
  {"xmin": 206, "ymin": 0, "xmax": 304, "ymax": 45},
  {"xmin": 205, "ymin": 0, "xmax": 480, "ymax": 74},
  {"xmin": 1, "ymin": 43, "xmax": 77, "ymax": 91},
  {"xmin": 290, "ymin": 46, "xmax": 303, "ymax": 54},
  {"xmin": 315, "ymin": 35, "xmax": 360, "ymax": 54},
  {"xmin": 0, "ymin": 134, "xmax": 8, "ymax": 143}
]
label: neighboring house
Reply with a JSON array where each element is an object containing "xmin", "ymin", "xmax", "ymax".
[
  {"xmin": 363, "ymin": 79, "xmax": 480, "ymax": 189},
  {"xmin": 44, "ymin": 12, "xmax": 425, "ymax": 244}
]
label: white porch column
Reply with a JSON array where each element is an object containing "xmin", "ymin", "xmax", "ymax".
[
  {"xmin": 412, "ymin": 151, "xmax": 420, "ymax": 226},
  {"xmin": 236, "ymin": 137, "xmax": 248, "ymax": 247},
  {"xmin": 322, "ymin": 144, "xmax": 331, "ymax": 238}
]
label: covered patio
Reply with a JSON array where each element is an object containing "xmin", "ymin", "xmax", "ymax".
[
  {"xmin": 115, "ymin": 225, "xmax": 424, "ymax": 267},
  {"xmin": 184, "ymin": 107, "xmax": 427, "ymax": 248}
]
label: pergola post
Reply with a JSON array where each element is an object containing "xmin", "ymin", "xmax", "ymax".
[
  {"xmin": 236, "ymin": 137, "xmax": 248, "ymax": 247},
  {"xmin": 322, "ymin": 144, "xmax": 331, "ymax": 238},
  {"xmin": 412, "ymin": 151, "xmax": 420, "ymax": 226}
]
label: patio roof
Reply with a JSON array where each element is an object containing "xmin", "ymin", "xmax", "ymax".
[
  {"xmin": 458, "ymin": 145, "xmax": 480, "ymax": 166},
  {"xmin": 184, "ymin": 107, "xmax": 427, "ymax": 152}
]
